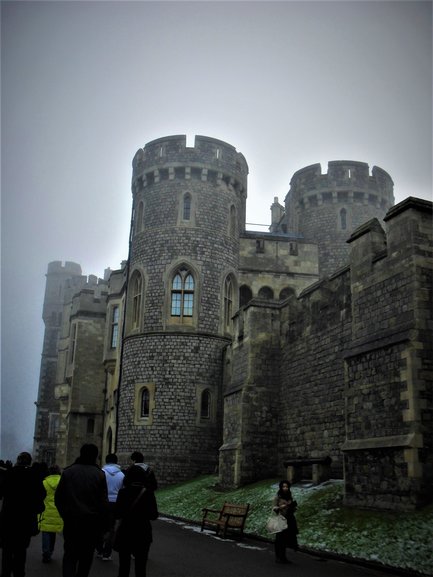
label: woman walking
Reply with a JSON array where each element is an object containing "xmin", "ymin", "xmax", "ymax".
[
  {"xmin": 39, "ymin": 465, "xmax": 63, "ymax": 563},
  {"xmin": 0, "ymin": 452, "xmax": 46, "ymax": 577},
  {"xmin": 114, "ymin": 463, "xmax": 158, "ymax": 577},
  {"xmin": 272, "ymin": 480, "xmax": 299, "ymax": 564}
]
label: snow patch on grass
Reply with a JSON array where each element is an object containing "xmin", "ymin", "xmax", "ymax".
[{"xmin": 156, "ymin": 475, "xmax": 433, "ymax": 575}]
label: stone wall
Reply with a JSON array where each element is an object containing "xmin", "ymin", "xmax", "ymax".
[
  {"xmin": 239, "ymin": 232, "xmax": 319, "ymax": 300},
  {"xmin": 220, "ymin": 301, "xmax": 281, "ymax": 486},
  {"xmin": 54, "ymin": 277, "xmax": 108, "ymax": 468},
  {"xmin": 117, "ymin": 333, "xmax": 225, "ymax": 484},
  {"xmin": 220, "ymin": 197, "xmax": 432, "ymax": 510},
  {"xmin": 342, "ymin": 198, "xmax": 433, "ymax": 509},
  {"xmin": 278, "ymin": 269, "xmax": 351, "ymax": 478}
]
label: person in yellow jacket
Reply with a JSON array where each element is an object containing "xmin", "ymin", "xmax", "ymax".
[{"xmin": 39, "ymin": 465, "xmax": 63, "ymax": 563}]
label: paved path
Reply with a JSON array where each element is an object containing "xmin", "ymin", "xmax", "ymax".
[{"xmin": 23, "ymin": 516, "xmax": 406, "ymax": 577}]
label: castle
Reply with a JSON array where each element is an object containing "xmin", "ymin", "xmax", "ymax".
[{"xmin": 33, "ymin": 135, "xmax": 432, "ymax": 511}]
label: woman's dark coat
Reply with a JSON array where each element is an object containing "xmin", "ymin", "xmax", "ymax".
[
  {"xmin": 113, "ymin": 483, "xmax": 158, "ymax": 552},
  {"xmin": 0, "ymin": 465, "xmax": 46, "ymax": 544}
]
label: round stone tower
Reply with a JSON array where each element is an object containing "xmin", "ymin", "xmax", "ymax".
[
  {"xmin": 285, "ymin": 161, "xmax": 394, "ymax": 277},
  {"xmin": 116, "ymin": 135, "xmax": 248, "ymax": 484}
]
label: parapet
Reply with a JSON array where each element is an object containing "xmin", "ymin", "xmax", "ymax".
[
  {"xmin": 286, "ymin": 161, "xmax": 394, "ymax": 210},
  {"xmin": 131, "ymin": 134, "xmax": 248, "ymax": 195},
  {"xmin": 63, "ymin": 274, "xmax": 108, "ymax": 301},
  {"xmin": 47, "ymin": 261, "xmax": 82, "ymax": 276}
]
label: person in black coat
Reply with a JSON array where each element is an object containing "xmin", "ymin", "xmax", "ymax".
[
  {"xmin": 55, "ymin": 443, "xmax": 109, "ymax": 577},
  {"xmin": 272, "ymin": 480, "xmax": 299, "ymax": 564},
  {"xmin": 114, "ymin": 462, "xmax": 158, "ymax": 577},
  {"xmin": 0, "ymin": 452, "xmax": 46, "ymax": 577}
]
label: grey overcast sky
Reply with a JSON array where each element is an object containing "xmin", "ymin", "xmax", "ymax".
[{"xmin": 1, "ymin": 0, "xmax": 432, "ymax": 460}]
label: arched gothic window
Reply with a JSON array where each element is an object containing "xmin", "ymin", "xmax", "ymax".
[
  {"xmin": 140, "ymin": 387, "xmax": 150, "ymax": 418},
  {"xmin": 134, "ymin": 383, "xmax": 155, "ymax": 425},
  {"xmin": 171, "ymin": 268, "xmax": 194, "ymax": 319},
  {"xmin": 224, "ymin": 276, "xmax": 234, "ymax": 329},
  {"xmin": 200, "ymin": 389, "xmax": 211, "ymax": 419},
  {"xmin": 279, "ymin": 287, "xmax": 295, "ymax": 301},
  {"xmin": 183, "ymin": 194, "xmax": 191, "ymax": 221},
  {"xmin": 258, "ymin": 286, "xmax": 274, "ymax": 299}
]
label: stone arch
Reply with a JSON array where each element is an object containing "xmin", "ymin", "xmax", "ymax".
[
  {"xmin": 258, "ymin": 286, "xmax": 274, "ymax": 299},
  {"xmin": 279, "ymin": 287, "xmax": 296, "ymax": 301}
]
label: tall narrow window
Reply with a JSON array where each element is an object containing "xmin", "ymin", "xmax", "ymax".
[
  {"xmin": 106, "ymin": 428, "xmax": 113, "ymax": 454},
  {"xmin": 140, "ymin": 387, "xmax": 150, "ymax": 418},
  {"xmin": 87, "ymin": 418, "xmax": 95, "ymax": 434},
  {"xmin": 229, "ymin": 205, "xmax": 236, "ymax": 236},
  {"xmin": 340, "ymin": 208, "xmax": 347, "ymax": 230},
  {"xmin": 183, "ymin": 194, "xmax": 191, "ymax": 221},
  {"xmin": 239, "ymin": 285, "xmax": 252, "ymax": 307},
  {"xmin": 69, "ymin": 323, "xmax": 77, "ymax": 364},
  {"xmin": 136, "ymin": 201, "xmax": 144, "ymax": 234},
  {"xmin": 200, "ymin": 390, "xmax": 211, "ymax": 419},
  {"xmin": 224, "ymin": 276, "xmax": 233, "ymax": 329},
  {"xmin": 110, "ymin": 305, "xmax": 119, "ymax": 348},
  {"xmin": 171, "ymin": 268, "xmax": 194, "ymax": 319},
  {"xmin": 48, "ymin": 413, "xmax": 60, "ymax": 438},
  {"xmin": 132, "ymin": 274, "xmax": 143, "ymax": 329}
]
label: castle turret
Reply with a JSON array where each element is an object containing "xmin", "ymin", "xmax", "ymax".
[
  {"xmin": 54, "ymin": 274, "xmax": 109, "ymax": 468},
  {"xmin": 117, "ymin": 135, "xmax": 248, "ymax": 483},
  {"xmin": 33, "ymin": 261, "xmax": 82, "ymax": 464},
  {"xmin": 285, "ymin": 161, "xmax": 394, "ymax": 277}
]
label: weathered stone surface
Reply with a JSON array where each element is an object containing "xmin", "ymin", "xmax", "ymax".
[{"xmin": 33, "ymin": 137, "xmax": 432, "ymax": 512}]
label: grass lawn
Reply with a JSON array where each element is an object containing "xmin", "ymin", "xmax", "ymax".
[{"xmin": 156, "ymin": 475, "xmax": 433, "ymax": 576}]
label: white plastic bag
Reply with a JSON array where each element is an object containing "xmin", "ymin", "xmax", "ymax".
[{"xmin": 265, "ymin": 512, "xmax": 287, "ymax": 533}]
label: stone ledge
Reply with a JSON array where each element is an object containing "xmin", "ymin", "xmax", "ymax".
[
  {"xmin": 341, "ymin": 432, "xmax": 423, "ymax": 451},
  {"xmin": 343, "ymin": 327, "xmax": 411, "ymax": 359}
]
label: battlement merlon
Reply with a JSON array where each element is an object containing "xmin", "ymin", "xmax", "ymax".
[
  {"xmin": 285, "ymin": 161, "xmax": 394, "ymax": 203},
  {"xmin": 47, "ymin": 260, "xmax": 82, "ymax": 276},
  {"xmin": 131, "ymin": 134, "xmax": 249, "ymax": 192}
]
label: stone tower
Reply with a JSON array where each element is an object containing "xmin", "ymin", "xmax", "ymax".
[
  {"xmin": 33, "ymin": 260, "xmax": 82, "ymax": 465},
  {"xmin": 54, "ymin": 274, "xmax": 108, "ymax": 468},
  {"xmin": 116, "ymin": 135, "xmax": 248, "ymax": 483},
  {"xmin": 285, "ymin": 161, "xmax": 394, "ymax": 277}
]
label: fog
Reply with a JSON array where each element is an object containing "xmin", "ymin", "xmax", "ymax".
[{"xmin": 1, "ymin": 0, "xmax": 431, "ymax": 460}]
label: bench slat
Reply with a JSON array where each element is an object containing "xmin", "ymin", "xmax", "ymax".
[{"xmin": 201, "ymin": 501, "xmax": 250, "ymax": 539}]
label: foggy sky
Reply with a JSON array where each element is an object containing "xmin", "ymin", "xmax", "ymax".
[{"xmin": 1, "ymin": 0, "xmax": 432, "ymax": 461}]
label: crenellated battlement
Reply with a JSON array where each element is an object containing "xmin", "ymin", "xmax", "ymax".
[
  {"xmin": 131, "ymin": 135, "xmax": 248, "ymax": 196},
  {"xmin": 47, "ymin": 260, "xmax": 82, "ymax": 275},
  {"xmin": 287, "ymin": 161, "xmax": 394, "ymax": 210}
]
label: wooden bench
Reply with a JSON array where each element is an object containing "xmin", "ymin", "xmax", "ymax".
[
  {"xmin": 201, "ymin": 502, "xmax": 250, "ymax": 539},
  {"xmin": 283, "ymin": 456, "xmax": 332, "ymax": 484}
]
